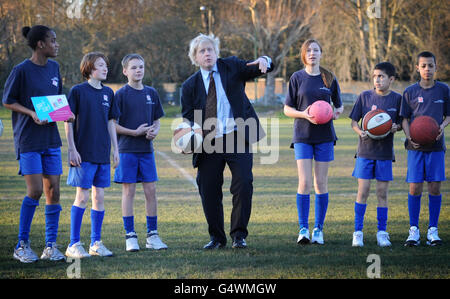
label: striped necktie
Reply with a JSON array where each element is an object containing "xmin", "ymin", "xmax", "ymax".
[{"xmin": 204, "ymin": 71, "xmax": 217, "ymax": 136}]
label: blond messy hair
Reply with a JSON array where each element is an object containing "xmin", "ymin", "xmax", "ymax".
[
  {"xmin": 188, "ymin": 33, "xmax": 220, "ymax": 67},
  {"xmin": 121, "ymin": 53, "xmax": 145, "ymax": 69}
]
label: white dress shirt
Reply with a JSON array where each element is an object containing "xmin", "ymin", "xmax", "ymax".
[
  {"xmin": 200, "ymin": 56, "xmax": 272, "ymax": 138},
  {"xmin": 200, "ymin": 65, "xmax": 236, "ymax": 138}
]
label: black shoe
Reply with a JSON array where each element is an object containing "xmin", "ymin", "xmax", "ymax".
[
  {"xmin": 232, "ymin": 238, "xmax": 247, "ymax": 249},
  {"xmin": 203, "ymin": 240, "xmax": 225, "ymax": 250}
]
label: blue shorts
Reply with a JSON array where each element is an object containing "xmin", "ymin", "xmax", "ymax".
[
  {"xmin": 406, "ymin": 150, "xmax": 446, "ymax": 183},
  {"xmin": 19, "ymin": 147, "xmax": 62, "ymax": 176},
  {"xmin": 294, "ymin": 142, "xmax": 334, "ymax": 162},
  {"xmin": 67, "ymin": 162, "xmax": 111, "ymax": 189},
  {"xmin": 352, "ymin": 157, "xmax": 393, "ymax": 181},
  {"xmin": 114, "ymin": 152, "xmax": 158, "ymax": 184}
]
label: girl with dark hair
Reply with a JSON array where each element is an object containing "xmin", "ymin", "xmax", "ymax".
[
  {"xmin": 2, "ymin": 25, "xmax": 74, "ymax": 263},
  {"xmin": 283, "ymin": 39, "xmax": 343, "ymax": 245}
]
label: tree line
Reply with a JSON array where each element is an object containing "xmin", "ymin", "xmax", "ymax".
[{"xmin": 1, "ymin": 0, "xmax": 448, "ymax": 105}]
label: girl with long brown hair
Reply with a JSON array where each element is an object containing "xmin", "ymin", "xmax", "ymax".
[{"xmin": 283, "ymin": 39, "xmax": 344, "ymax": 245}]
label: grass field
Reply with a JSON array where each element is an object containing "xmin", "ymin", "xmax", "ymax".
[{"xmin": 0, "ymin": 106, "xmax": 449, "ymax": 279}]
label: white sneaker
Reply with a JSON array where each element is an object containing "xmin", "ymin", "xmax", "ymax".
[
  {"xmin": 146, "ymin": 231, "xmax": 168, "ymax": 250},
  {"xmin": 404, "ymin": 226, "xmax": 420, "ymax": 247},
  {"xmin": 377, "ymin": 231, "xmax": 392, "ymax": 247},
  {"xmin": 13, "ymin": 240, "xmax": 39, "ymax": 263},
  {"xmin": 352, "ymin": 231, "xmax": 364, "ymax": 247},
  {"xmin": 89, "ymin": 240, "xmax": 113, "ymax": 256},
  {"xmin": 297, "ymin": 227, "xmax": 310, "ymax": 244},
  {"xmin": 426, "ymin": 227, "xmax": 442, "ymax": 246},
  {"xmin": 311, "ymin": 227, "xmax": 324, "ymax": 245},
  {"xmin": 41, "ymin": 242, "xmax": 66, "ymax": 261},
  {"xmin": 125, "ymin": 232, "xmax": 140, "ymax": 252},
  {"xmin": 66, "ymin": 242, "xmax": 91, "ymax": 258}
]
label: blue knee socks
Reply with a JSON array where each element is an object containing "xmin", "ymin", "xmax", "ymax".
[
  {"xmin": 408, "ymin": 194, "xmax": 421, "ymax": 227},
  {"xmin": 377, "ymin": 207, "xmax": 388, "ymax": 231},
  {"xmin": 429, "ymin": 194, "xmax": 441, "ymax": 228},
  {"xmin": 18, "ymin": 197, "xmax": 61, "ymax": 248},
  {"xmin": 45, "ymin": 204, "xmax": 62, "ymax": 246},
  {"xmin": 314, "ymin": 193, "xmax": 329, "ymax": 230},
  {"xmin": 354, "ymin": 202, "xmax": 366, "ymax": 231},
  {"xmin": 123, "ymin": 216, "xmax": 158, "ymax": 234},
  {"xmin": 123, "ymin": 216, "xmax": 134, "ymax": 234},
  {"xmin": 147, "ymin": 216, "xmax": 157, "ymax": 233},
  {"xmin": 70, "ymin": 207, "xmax": 106, "ymax": 246},
  {"xmin": 354, "ymin": 203, "xmax": 388, "ymax": 232},
  {"xmin": 296, "ymin": 194, "xmax": 310, "ymax": 229},
  {"xmin": 70, "ymin": 205, "xmax": 85, "ymax": 246},
  {"xmin": 17, "ymin": 196, "xmax": 39, "ymax": 248},
  {"xmin": 408, "ymin": 193, "xmax": 442, "ymax": 228},
  {"xmin": 296, "ymin": 193, "xmax": 328, "ymax": 230},
  {"xmin": 91, "ymin": 209, "xmax": 105, "ymax": 246}
]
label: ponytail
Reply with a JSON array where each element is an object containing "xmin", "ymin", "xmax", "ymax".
[
  {"xmin": 22, "ymin": 26, "xmax": 31, "ymax": 39},
  {"xmin": 22, "ymin": 25, "xmax": 52, "ymax": 50},
  {"xmin": 319, "ymin": 66, "xmax": 335, "ymax": 89}
]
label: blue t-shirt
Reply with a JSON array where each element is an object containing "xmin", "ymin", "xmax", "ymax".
[
  {"xmin": 2, "ymin": 59, "xmax": 63, "ymax": 159},
  {"xmin": 115, "ymin": 84, "xmax": 165, "ymax": 153},
  {"xmin": 400, "ymin": 82, "xmax": 449, "ymax": 152},
  {"xmin": 284, "ymin": 69, "xmax": 342, "ymax": 145},
  {"xmin": 349, "ymin": 89, "xmax": 402, "ymax": 161},
  {"xmin": 68, "ymin": 82, "xmax": 119, "ymax": 164}
]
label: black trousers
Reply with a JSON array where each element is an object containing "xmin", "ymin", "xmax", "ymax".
[{"xmin": 196, "ymin": 132, "xmax": 253, "ymax": 245}]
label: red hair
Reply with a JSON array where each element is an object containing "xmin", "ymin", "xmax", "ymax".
[
  {"xmin": 80, "ymin": 52, "xmax": 109, "ymax": 80},
  {"xmin": 300, "ymin": 39, "xmax": 334, "ymax": 88}
]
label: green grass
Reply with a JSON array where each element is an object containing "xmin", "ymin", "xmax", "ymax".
[{"xmin": 0, "ymin": 106, "xmax": 449, "ymax": 279}]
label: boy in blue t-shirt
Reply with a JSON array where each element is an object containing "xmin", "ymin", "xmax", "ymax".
[
  {"xmin": 400, "ymin": 51, "xmax": 450, "ymax": 247},
  {"xmin": 349, "ymin": 62, "xmax": 402, "ymax": 247},
  {"xmin": 114, "ymin": 54, "xmax": 167, "ymax": 251},
  {"xmin": 64, "ymin": 52, "xmax": 120, "ymax": 258}
]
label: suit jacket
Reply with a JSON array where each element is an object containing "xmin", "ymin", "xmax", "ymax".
[{"xmin": 181, "ymin": 56, "xmax": 274, "ymax": 168}]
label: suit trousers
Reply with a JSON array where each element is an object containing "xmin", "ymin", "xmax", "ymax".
[{"xmin": 196, "ymin": 132, "xmax": 253, "ymax": 244}]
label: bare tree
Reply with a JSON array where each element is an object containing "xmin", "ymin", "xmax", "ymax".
[
  {"xmin": 313, "ymin": 0, "xmax": 449, "ymax": 82},
  {"xmin": 1, "ymin": 0, "xmax": 448, "ymax": 98},
  {"xmin": 220, "ymin": 0, "xmax": 318, "ymax": 105}
]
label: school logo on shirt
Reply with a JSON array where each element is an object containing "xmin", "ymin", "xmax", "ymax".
[
  {"xmin": 319, "ymin": 87, "xmax": 330, "ymax": 92},
  {"xmin": 434, "ymin": 99, "xmax": 444, "ymax": 104},
  {"xmin": 371, "ymin": 105, "xmax": 377, "ymax": 110},
  {"xmin": 51, "ymin": 77, "xmax": 59, "ymax": 87},
  {"xmin": 387, "ymin": 108, "xmax": 397, "ymax": 112},
  {"xmin": 146, "ymin": 95, "xmax": 154, "ymax": 104},
  {"xmin": 102, "ymin": 95, "xmax": 110, "ymax": 107},
  {"xmin": 417, "ymin": 97, "xmax": 423, "ymax": 103}
]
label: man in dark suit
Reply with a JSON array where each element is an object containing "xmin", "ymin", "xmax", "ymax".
[{"xmin": 181, "ymin": 34, "xmax": 273, "ymax": 249}]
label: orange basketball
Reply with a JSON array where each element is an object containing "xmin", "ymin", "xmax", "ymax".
[
  {"xmin": 362, "ymin": 109, "xmax": 392, "ymax": 139},
  {"xmin": 410, "ymin": 116, "xmax": 440, "ymax": 145}
]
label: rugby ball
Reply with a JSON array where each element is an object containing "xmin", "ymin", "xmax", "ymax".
[
  {"xmin": 362, "ymin": 109, "xmax": 392, "ymax": 139},
  {"xmin": 173, "ymin": 122, "xmax": 203, "ymax": 153}
]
